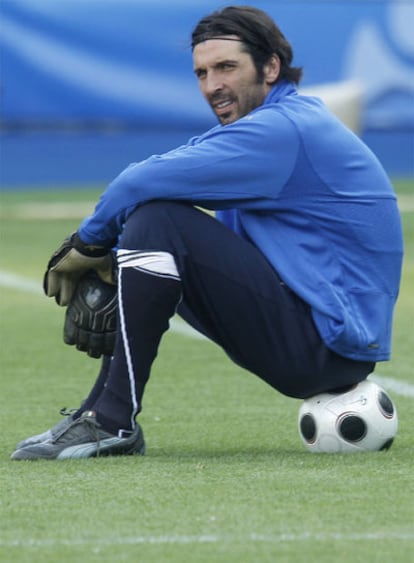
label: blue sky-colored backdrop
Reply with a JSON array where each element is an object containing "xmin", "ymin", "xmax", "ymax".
[{"xmin": 1, "ymin": 0, "xmax": 413, "ymax": 186}]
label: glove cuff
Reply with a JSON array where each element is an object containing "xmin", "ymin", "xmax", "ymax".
[{"xmin": 71, "ymin": 232, "xmax": 111, "ymax": 258}]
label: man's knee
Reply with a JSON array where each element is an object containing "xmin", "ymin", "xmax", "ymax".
[
  {"xmin": 131, "ymin": 201, "xmax": 193, "ymax": 222},
  {"xmin": 120, "ymin": 201, "xmax": 195, "ymax": 249}
]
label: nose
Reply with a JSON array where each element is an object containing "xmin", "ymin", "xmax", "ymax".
[{"xmin": 203, "ymin": 71, "xmax": 224, "ymax": 97}]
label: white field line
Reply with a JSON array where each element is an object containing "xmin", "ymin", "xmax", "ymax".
[
  {"xmin": 371, "ymin": 374, "xmax": 414, "ymax": 398},
  {"xmin": 398, "ymin": 194, "xmax": 414, "ymax": 212},
  {"xmin": 0, "ymin": 202, "xmax": 96, "ymax": 220},
  {"xmin": 1, "ymin": 269, "xmax": 413, "ymax": 397},
  {"xmin": 0, "ymin": 270, "xmax": 205, "ymax": 339},
  {"xmin": 1, "ymin": 531, "xmax": 413, "ymax": 549},
  {"xmin": 1, "ymin": 194, "xmax": 414, "ymax": 221}
]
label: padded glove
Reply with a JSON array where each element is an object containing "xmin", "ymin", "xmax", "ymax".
[
  {"xmin": 63, "ymin": 270, "xmax": 117, "ymax": 358},
  {"xmin": 44, "ymin": 232, "xmax": 116, "ymax": 306}
]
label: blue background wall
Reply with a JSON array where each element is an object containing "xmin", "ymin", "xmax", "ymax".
[{"xmin": 1, "ymin": 0, "xmax": 413, "ymax": 188}]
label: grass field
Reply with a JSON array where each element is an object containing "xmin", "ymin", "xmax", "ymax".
[{"xmin": 0, "ymin": 181, "xmax": 413, "ymax": 563}]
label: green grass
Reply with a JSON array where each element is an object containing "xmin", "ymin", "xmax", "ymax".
[{"xmin": 0, "ymin": 182, "xmax": 413, "ymax": 563}]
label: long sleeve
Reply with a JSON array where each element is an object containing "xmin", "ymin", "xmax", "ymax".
[{"xmin": 78, "ymin": 109, "xmax": 299, "ymax": 245}]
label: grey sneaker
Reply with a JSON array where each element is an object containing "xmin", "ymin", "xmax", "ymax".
[
  {"xmin": 15, "ymin": 408, "xmax": 78, "ymax": 450},
  {"xmin": 11, "ymin": 411, "xmax": 145, "ymax": 460}
]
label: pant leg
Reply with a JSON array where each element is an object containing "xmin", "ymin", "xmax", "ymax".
[
  {"xmin": 93, "ymin": 202, "xmax": 374, "ymax": 433},
  {"xmin": 157, "ymin": 203, "xmax": 374, "ymax": 397},
  {"xmin": 72, "ymin": 355, "xmax": 112, "ymax": 419}
]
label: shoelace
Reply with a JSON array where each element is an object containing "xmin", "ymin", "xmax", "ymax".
[
  {"xmin": 59, "ymin": 407, "xmax": 79, "ymax": 417},
  {"xmin": 52, "ymin": 412, "xmax": 104, "ymax": 453}
]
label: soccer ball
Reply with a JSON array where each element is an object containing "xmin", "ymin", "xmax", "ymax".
[{"xmin": 298, "ymin": 380, "xmax": 398, "ymax": 453}]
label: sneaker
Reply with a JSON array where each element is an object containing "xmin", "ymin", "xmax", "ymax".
[
  {"xmin": 15, "ymin": 407, "xmax": 78, "ymax": 450},
  {"xmin": 11, "ymin": 411, "xmax": 145, "ymax": 460}
]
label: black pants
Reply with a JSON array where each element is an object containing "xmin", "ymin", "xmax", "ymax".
[{"xmin": 93, "ymin": 202, "xmax": 374, "ymax": 434}]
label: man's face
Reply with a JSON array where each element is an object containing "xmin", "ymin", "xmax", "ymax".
[{"xmin": 193, "ymin": 37, "xmax": 278, "ymax": 125}]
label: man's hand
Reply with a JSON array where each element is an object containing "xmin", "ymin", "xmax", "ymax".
[
  {"xmin": 44, "ymin": 232, "xmax": 116, "ymax": 306},
  {"xmin": 63, "ymin": 270, "xmax": 117, "ymax": 358}
]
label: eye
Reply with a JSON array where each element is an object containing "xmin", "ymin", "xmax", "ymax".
[
  {"xmin": 194, "ymin": 69, "xmax": 206, "ymax": 79},
  {"xmin": 218, "ymin": 62, "xmax": 237, "ymax": 71}
]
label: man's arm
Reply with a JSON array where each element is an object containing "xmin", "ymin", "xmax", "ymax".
[{"xmin": 78, "ymin": 110, "xmax": 298, "ymax": 246}]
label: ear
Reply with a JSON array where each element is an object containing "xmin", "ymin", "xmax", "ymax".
[{"xmin": 263, "ymin": 55, "xmax": 280, "ymax": 84}]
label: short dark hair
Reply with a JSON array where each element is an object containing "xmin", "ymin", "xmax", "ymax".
[{"xmin": 191, "ymin": 5, "xmax": 302, "ymax": 85}]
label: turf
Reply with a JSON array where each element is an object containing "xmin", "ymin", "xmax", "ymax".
[{"xmin": 0, "ymin": 181, "xmax": 413, "ymax": 563}]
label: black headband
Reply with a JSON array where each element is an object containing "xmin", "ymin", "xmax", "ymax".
[{"xmin": 192, "ymin": 35, "xmax": 244, "ymax": 49}]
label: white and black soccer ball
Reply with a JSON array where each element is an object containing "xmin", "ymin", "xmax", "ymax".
[{"xmin": 298, "ymin": 380, "xmax": 398, "ymax": 453}]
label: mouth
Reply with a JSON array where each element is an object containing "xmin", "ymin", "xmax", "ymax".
[{"xmin": 211, "ymin": 97, "xmax": 236, "ymax": 120}]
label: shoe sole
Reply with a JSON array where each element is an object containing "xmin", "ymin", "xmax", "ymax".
[
  {"xmin": 11, "ymin": 434, "xmax": 146, "ymax": 460},
  {"xmin": 57, "ymin": 437, "xmax": 146, "ymax": 459}
]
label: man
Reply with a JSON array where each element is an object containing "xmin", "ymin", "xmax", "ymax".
[{"xmin": 12, "ymin": 6, "xmax": 403, "ymax": 460}]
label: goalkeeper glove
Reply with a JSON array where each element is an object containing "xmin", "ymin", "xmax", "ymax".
[{"xmin": 44, "ymin": 232, "xmax": 116, "ymax": 306}]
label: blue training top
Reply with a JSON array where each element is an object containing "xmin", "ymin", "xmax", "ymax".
[{"xmin": 79, "ymin": 81, "xmax": 404, "ymax": 362}]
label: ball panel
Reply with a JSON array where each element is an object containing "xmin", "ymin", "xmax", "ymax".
[
  {"xmin": 378, "ymin": 390, "xmax": 395, "ymax": 418},
  {"xmin": 337, "ymin": 414, "xmax": 367, "ymax": 442},
  {"xmin": 379, "ymin": 437, "xmax": 394, "ymax": 451},
  {"xmin": 299, "ymin": 414, "xmax": 317, "ymax": 443}
]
